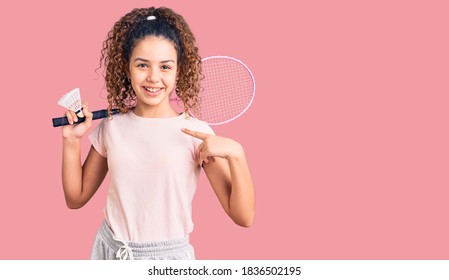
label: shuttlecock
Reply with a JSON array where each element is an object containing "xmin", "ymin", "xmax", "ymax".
[{"xmin": 58, "ymin": 88, "xmax": 84, "ymax": 118}]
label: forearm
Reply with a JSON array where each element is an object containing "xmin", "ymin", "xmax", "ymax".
[
  {"xmin": 227, "ymin": 149, "xmax": 255, "ymax": 227},
  {"xmin": 182, "ymin": 128, "xmax": 256, "ymax": 226},
  {"xmin": 62, "ymin": 138, "xmax": 84, "ymax": 208}
]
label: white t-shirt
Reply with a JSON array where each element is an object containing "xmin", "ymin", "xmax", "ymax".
[{"xmin": 88, "ymin": 110, "xmax": 214, "ymax": 242}]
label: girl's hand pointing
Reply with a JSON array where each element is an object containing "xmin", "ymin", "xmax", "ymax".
[{"xmin": 181, "ymin": 128, "xmax": 244, "ymax": 165}]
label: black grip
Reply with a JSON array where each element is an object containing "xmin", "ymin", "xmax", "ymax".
[{"xmin": 52, "ymin": 109, "xmax": 120, "ymax": 127}]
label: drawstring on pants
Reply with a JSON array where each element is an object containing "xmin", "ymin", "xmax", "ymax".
[
  {"xmin": 92, "ymin": 220, "xmax": 193, "ymax": 260},
  {"xmin": 113, "ymin": 237, "xmax": 134, "ymax": 260}
]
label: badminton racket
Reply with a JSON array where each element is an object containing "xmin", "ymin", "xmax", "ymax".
[{"xmin": 52, "ymin": 56, "xmax": 255, "ymax": 127}]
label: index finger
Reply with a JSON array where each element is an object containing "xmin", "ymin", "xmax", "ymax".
[{"xmin": 181, "ymin": 128, "xmax": 210, "ymax": 140}]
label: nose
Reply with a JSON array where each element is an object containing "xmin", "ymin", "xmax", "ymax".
[{"xmin": 146, "ymin": 67, "xmax": 160, "ymax": 83}]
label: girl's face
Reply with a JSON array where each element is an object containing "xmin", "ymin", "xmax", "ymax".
[{"xmin": 128, "ymin": 36, "xmax": 178, "ymax": 116}]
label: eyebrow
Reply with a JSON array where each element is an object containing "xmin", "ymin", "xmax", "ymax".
[{"xmin": 134, "ymin": 58, "xmax": 175, "ymax": 63}]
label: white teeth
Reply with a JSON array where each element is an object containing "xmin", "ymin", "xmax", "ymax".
[{"xmin": 144, "ymin": 87, "xmax": 161, "ymax": 93}]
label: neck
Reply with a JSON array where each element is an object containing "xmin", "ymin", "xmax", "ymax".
[{"xmin": 133, "ymin": 103, "xmax": 179, "ymax": 118}]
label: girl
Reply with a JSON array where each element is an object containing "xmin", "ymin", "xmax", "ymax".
[{"xmin": 61, "ymin": 6, "xmax": 255, "ymax": 260}]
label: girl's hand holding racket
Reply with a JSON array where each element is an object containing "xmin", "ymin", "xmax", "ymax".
[
  {"xmin": 181, "ymin": 128, "xmax": 244, "ymax": 165},
  {"xmin": 62, "ymin": 102, "xmax": 93, "ymax": 139}
]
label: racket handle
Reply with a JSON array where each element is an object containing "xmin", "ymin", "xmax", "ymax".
[{"xmin": 52, "ymin": 109, "xmax": 120, "ymax": 127}]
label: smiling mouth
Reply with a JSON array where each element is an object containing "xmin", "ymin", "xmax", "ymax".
[
  {"xmin": 144, "ymin": 87, "xmax": 162, "ymax": 93},
  {"xmin": 143, "ymin": 86, "xmax": 163, "ymax": 96}
]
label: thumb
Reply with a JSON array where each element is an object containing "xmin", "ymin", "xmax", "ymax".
[{"xmin": 82, "ymin": 104, "xmax": 93, "ymax": 126}]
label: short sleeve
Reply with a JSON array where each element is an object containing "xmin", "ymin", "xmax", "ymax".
[
  {"xmin": 189, "ymin": 120, "xmax": 215, "ymax": 165},
  {"xmin": 191, "ymin": 120, "xmax": 215, "ymax": 138},
  {"xmin": 184, "ymin": 117, "xmax": 215, "ymax": 137},
  {"xmin": 201, "ymin": 122, "xmax": 215, "ymax": 135},
  {"xmin": 88, "ymin": 119, "xmax": 107, "ymax": 157}
]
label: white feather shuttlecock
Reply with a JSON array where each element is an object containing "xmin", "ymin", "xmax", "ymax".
[{"xmin": 58, "ymin": 88, "xmax": 84, "ymax": 118}]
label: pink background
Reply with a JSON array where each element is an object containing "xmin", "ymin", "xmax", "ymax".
[{"xmin": 0, "ymin": 0, "xmax": 448, "ymax": 259}]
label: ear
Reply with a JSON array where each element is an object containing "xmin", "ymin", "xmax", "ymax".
[{"xmin": 124, "ymin": 62, "xmax": 131, "ymax": 79}]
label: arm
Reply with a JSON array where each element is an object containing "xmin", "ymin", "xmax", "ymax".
[
  {"xmin": 61, "ymin": 104, "xmax": 108, "ymax": 209},
  {"xmin": 182, "ymin": 128, "xmax": 255, "ymax": 227}
]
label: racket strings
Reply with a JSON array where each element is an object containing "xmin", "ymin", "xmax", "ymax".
[{"xmin": 200, "ymin": 58, "xmax": 254, "ymax": 124}]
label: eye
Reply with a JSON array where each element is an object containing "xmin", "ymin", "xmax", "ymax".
[
  {"xmin": 161, "ymin": 65, "xmax": 172, "ymax": 70},
  {"xmin": 137, "ymin": 63, "xmax": 148, "ymax": 68}
]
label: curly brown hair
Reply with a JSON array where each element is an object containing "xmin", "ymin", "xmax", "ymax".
[{"xmin": 98, "ymin": 7, "xmax": 202, "ymax": 117}]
